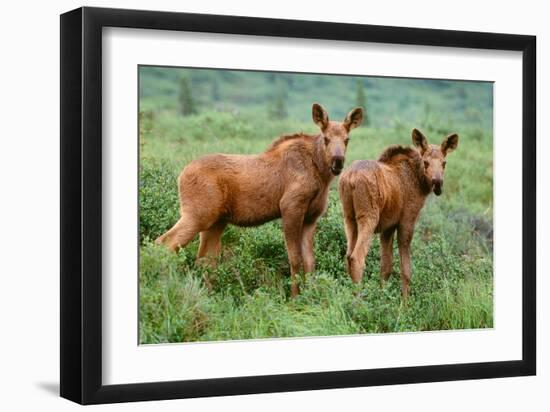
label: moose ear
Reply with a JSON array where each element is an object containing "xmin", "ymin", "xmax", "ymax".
[
  {"xmin": 312, "ymin": 103, "xmax": 329, "ymax": 130},
  {"xmin": 412, "ymin": 128, "xmax": 429, "ymax": 153},
  {"xmin": 343, "ymin": 107, "xmax": 364, "ymax": 131},
  {"xmin": 441, "ymin": 133, "xmax": 459, "ymax": 156}
]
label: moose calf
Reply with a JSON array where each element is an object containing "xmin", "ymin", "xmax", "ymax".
[
  {"xmin": 156, "ymin": 103, "xmax": 364, "ymax": 296},
  {"xmin": 338, "ymin": 128, "xmax": 458, "ymax": 299}
]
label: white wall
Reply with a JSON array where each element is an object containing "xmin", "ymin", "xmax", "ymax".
[{"xmin": 0, "ymin": 0, "xmax": 545, "ymax": 410}]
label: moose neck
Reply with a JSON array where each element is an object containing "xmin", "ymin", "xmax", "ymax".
[
  {"xmin": 313, "ymin": 134, "xmax": 336, "ymax": 183},
  {"xmin": 416, "ymin": 163, "xmax": 433, "ymax": 197},
  {"xmin": 402, "ymin": 153, "xmax": 432, "ymax": 197}
]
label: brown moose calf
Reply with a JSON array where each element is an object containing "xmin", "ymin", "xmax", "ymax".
[
  {"xmin": 338, "ymin": 128, "xmax": 458, "ymax": 299},
  {"xmin": 156, "ymin": 103, "xmax": 364, "ymax": 296}
]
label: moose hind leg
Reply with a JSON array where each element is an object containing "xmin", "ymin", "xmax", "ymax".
[
  {"xmin": 155, "ymin": 211, "xmax": 203, "ymax": 252},
  {"xmin": 380, "ymin": 227, "xmax": 395, "ymax": 283},
  {"xmin": 349, "ymin": 218, "xmax": 376, "ymax": 284},
  {"xmin": 343, "ymin": 217, "xmax": 358, "ymax": 275},
  {"xmin": 196, "ymin": 221, "xmax": 227, "ymax": 290}
]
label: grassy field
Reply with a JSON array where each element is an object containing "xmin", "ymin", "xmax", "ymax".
[{"xmin": 138, "ymin": 68, "xmax": 493, "ymax": 344}]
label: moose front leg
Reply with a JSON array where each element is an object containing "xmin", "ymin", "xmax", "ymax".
[
  {"xmin": 280, "ymin": 200, "xmax": 307, "ymax": 297},
  {"xmin": 397, "ymin": 225, "xmax": 414, "ymax": 300},
  {"xmin": 282, "ymin": 218, "xmax": 305, "ymax": 297},
  {"xmin": 301, "ymin": 221, "xmax": 317, "ymax": 274}
]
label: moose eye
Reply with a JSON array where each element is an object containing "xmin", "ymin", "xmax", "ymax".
[
  {"xmin": 424, "ymin": 161, "xmax": 429, "ymax": 169},
  {"xmin": 344, "ymin": 138, "xmax": 350, "ymax": 145},
  {"xmin": 324, "ymin": 137, "xmax": 330, "ymax": 145},
  {"xmin": 442, "ymin": 161, "xmax": 447, "ymax": 168}
]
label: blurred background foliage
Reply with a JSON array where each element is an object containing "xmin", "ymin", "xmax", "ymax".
[{"xmin": 139, "ymin": 65, "xmax": 492, "ymax": 131}]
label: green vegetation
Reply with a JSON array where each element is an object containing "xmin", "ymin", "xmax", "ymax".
[
  {"xmin": 139, "ymin": 67, "xmax": 493, "ymax": 344},
  {"xmin": 140, "ymin": 66, "xmax": 492, "ymax": 130}
]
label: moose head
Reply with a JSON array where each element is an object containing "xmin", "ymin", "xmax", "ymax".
[
  {"xmin": 412, "ymin": 128, "xmax": 459, "ymax": 196},
  {"xmin": 312, "ymin": 103, "xmax": 364, "ymax": 176}
]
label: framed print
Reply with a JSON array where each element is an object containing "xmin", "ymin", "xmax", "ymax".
[{"xmin": 60, "ymin": 6, "xmax": 536, "ymax": 405}]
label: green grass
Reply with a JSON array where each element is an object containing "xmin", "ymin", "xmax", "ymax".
[{"xmin": 138, "ymin": 106, "xmax": 493, "ymax": 344}]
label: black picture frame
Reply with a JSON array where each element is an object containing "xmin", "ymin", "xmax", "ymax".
[{"xmin": 60, "ymin": 6, "xmax": 536, "ymax": 405}]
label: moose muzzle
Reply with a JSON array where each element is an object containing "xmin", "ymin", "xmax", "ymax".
[
  {"xmin": 331, "ymin": 156, "xmax": 345, "ymax": 175},
  {"xmin": 432, "ymin": 178, "xmax": 443, "ymax": 196}
]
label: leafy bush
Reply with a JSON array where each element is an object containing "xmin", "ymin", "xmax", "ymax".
[{"xmin": 139, "ymin": 159, "xmax": 180, "ymax": 243}]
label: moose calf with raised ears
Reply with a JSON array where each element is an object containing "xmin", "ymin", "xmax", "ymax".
[
  {"xmin": 156, "ymin": 103, "xmax": 364, "ymax": 296},
  {"xmin": 338, "ymin": 128, "xmax": 459, "ymax": 299}
]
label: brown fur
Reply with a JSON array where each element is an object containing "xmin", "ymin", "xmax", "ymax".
[
  {"xmin": 156, "ymin": 103, "xmax": 364, "ymax": 296},
  {"xmin": 338, "ymin": 128, "xmax": 458, "ymax": 299}
]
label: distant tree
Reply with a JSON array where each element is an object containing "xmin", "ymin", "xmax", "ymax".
[
  {"xmin": 211, "ymin": 79, "xmax": 221, "ymax": 102},
  {"xmin": 178, "ymin": 76, "xmax": 197, "ymax": 116},
  {"xmin": 270, "ymin": 88, "xmax": 288, "ymax": 120},
  {"xmin": 355, "ymin": 79, "xmax": 369, "ymax": 125}
]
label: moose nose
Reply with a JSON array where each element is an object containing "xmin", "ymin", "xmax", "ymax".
[
  {"xmin": 330, "ymin": 156, "xmax": 345, "ymax": 175},
  {"xmin": 332, "ymin": 156, "xmax": 344, "ymax": 169},
  {"xmin": 432, "ymin": 178, "xmax": 443, "ymax": 196}
]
